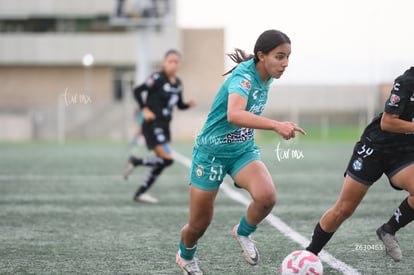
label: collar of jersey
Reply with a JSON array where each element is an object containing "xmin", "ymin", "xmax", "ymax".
[{"xmin": 244, "ymin": 59, "xmax": 274, "ymax": 89}]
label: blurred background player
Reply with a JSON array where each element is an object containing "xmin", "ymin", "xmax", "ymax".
[
  {"xmin": 176, "ymin": 30, "xmax": 306, "ymax": 274},
  {"xmin": 306, "ymin": 66, "xmax": 414, "ymax": 262},
  {"xmin": 123, "ymin": 49, "xmax": 196, "ymax": 203}
]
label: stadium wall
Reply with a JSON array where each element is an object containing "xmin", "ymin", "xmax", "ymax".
[{"xmin": 0, "ymin": 66, "xmax": 113, "ymax": 109}]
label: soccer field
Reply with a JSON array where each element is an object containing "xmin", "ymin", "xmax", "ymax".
[{"xmin": 0, "ymin": 140, "xmax": 412, "ymax": 274}]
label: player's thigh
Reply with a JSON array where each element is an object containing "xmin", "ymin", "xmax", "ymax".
[
  {"xmin": 142, "ymin": 121, "xmax": 157, "ymax": 149},
  {"xmin": 333, "ymin": 175, "xmax": 369, "ymax": 213},
  {"xmin": 390, "ymin": 162, "xmax": 414, "ymax": 195},
  {"xmin": 345, "ymin": 141, "xmax": 384, "ymax": 186},
  {"xmin": 153, "ymin": 143, "xmax": 173, "ymax": 159},
  {"xmin": 188, "ymin": 185, "xmax": 219, "ymax": 229},
  {"xmin": 143, "ymin": 122, "xmax": 170, "ymax": 149},
  {"xmin": 232, "ymin": 160, "xmax": 276, "ymax": 201}
]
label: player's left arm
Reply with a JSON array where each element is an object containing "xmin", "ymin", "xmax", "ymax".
[{"xmin": 381, "ymin": 112, "xmax": 414, "ymax": 133}]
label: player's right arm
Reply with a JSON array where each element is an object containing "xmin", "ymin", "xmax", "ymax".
[
  {"xmin": 227, "ymin": 93, "xmax": 305, "ymax": 140},
  {"xmin": 381, "ymin": 112, "xmax": 414, "ymax": 133},
  {"xmin": 133, "ymin": 83, "xmax": 147, "ymax": 107},
  {"xmin": 133, "ymin": 78, "xmax": 156, "ymax": 121}
]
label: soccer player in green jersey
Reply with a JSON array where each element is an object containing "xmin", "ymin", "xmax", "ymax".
[
  {"xmin": 176, "ymin": 29, "xmax": 306, "ymax": 274},
  {"xmin": 306, "ymin": 67, "xmax": 414, "ymax": 263}
]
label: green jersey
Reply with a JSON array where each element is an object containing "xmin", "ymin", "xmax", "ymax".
[{"xmin": 195, "ymin": 59, "xmax": 274, "ymax": 157}]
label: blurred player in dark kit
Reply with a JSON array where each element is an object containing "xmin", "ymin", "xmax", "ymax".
[{"xmin": 124, "ymin": 49, "xmax": 196, "ymax": 203}]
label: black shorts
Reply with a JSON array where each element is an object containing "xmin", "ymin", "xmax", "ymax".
[
  {"xmin": 142, "ymin": 121, "xmax": 170, "ymax": 150},
  {"xmin": 345, "ymin": 141, "xmax": 414, "ymax": 190}
]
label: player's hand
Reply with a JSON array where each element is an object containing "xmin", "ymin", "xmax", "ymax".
[
  {"xmin": 142, "ymin": 107, "xmax": 156, "ymax": 121},
  {"xmin": 274, "ymin": 121, "xmax": 306, "ymax": 140},
  {"xmin": 188, "ymin": 99, "xmax": 196, "ymax": 108}
]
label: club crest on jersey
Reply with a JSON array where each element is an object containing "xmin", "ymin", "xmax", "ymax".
[
  {"xmin": 352, "ymin": 158, "xmax": 363, "ymax": 171},
  {"xmin": 388, "ymin": 94, "xmax": 400, "ymax": 107},
  {"xmin": 239, "ymin": 79, "xmax": 251, "ymax": 93}
]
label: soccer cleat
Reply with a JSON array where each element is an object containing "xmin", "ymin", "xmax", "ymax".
[
  {"xmin": 233, "ymin": 224, "xmax": 259, "ymax": 265},
  {"xmin": 133, "ymin": 193, "xmax": 158, "ymax": 204},
  {"xmin": 176, "ymin": 250, "xmax": 203, "ymax": 275},
  {"xmin": 123, "ymin": 156, "xmax": 136, "ymax": 180},
  {"xmin": 376, "ymin": 225, "xmax": 402, "ymax": 262}
]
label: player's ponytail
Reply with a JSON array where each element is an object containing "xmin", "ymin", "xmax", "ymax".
[
  {"xmin": 223, "ymin": 48, "xmax": 254, "ymax": 76},
  {"xmin": 223, "ymin": 29, "xmax": 290, "ymax": 76}
]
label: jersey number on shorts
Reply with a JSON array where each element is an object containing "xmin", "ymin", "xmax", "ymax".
[
  {"xmin": 357, "ymin": 144, "xmax": 374, "ymax": 158},
  {"xmin": 209, "ymin": 165, "xmax": 223, "ymax": 181}
]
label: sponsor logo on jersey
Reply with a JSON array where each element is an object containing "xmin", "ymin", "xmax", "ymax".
[
  {"xmin": 248, "ymin": 103, "xmax": 266, "ymax": 114},
  {"xmin": 393, "ymin": 82, "xmax": 400, "ymax": 91},
  {"xmin": 163, "ymin": 83, "xmax": 181, "ymax": 93},
  {"xmin": 239, "ymin": 79, "xmax": 251, "ymax": 93},
  {"xmin": 252, "ymin": 90, "xmax": 259, "ymax": 100},
  {"xmin": 388, "ymin": 94, "xmax": 400, "ymax": 107},
  {"xmin": 223, "ymin": 127, "xmax": 253, "ymax": 144}
]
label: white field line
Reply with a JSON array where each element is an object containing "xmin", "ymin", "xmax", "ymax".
[{"xmin": 173, "ymin": 150, "xmax": 361, "ymax": 275}]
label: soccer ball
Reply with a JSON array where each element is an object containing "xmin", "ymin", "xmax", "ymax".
[{"xmin": 280, "ymin": 250, "xmax": 323, "ymax": 275}]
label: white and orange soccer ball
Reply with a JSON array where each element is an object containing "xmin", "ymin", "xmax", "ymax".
[{"xmin": 280, "ymin": 250, "xmax": 323, "ymax": 275}]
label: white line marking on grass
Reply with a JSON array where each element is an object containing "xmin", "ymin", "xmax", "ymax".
[{"xmin": 173, "ymin": 150, "xmax": 361, "ymax": 275}]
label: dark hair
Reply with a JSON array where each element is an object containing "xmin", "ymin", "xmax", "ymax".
[
  {"xmin": 223, "ymin": 29, "xmax": 291, "ymax": 76},
  {"xmin": 164, "ymin": 49, "xmax": 181, "ymax": 59}
]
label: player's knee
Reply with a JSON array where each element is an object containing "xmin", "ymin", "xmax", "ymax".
[
  {"xmin": 256, "ymin": 192, "xmax": 276, "ymax": 211},
  {"xmin": 264, "ymin": 195, "xmax": 276, "ymax": 210},
  {"xmin": 151, "ymin": 158, "xmax": 173, "ymax": 175},
  {"xmin": 189, "ymin": 220, "xmax": 211, "ymax": 239},
  {"xmin": 333, "ymin": 204, "xmax": 355, "ymax": 221},
  {"xmin": 155, "ymin": 158, "xmax": 173, "ymax": 171},
  {"xmin": 163, "ymin": 158, "xmax": 174, "ymax": 167},
  {"xmin": 181, "ymin": 223, "xmax": 207, "ymax": 241}
]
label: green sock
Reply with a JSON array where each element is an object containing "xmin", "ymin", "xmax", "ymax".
[
  {"xmin": 237, "ymin": 215, "xmax": 257, "ymax": 236},
  {"xmin": 179, "ymin": 241, "xmax": 197, "ymax": 260}
]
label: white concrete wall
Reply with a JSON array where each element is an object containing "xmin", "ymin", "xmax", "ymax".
[
  {"xmin": 0, "ymin": 0, "xmax": 126, "ymax": 17},
  {"xmin": 0, "ymin": 32, "xmax": 179, "ymax": 66},
  {"xmin": 0, "ymin": 114, "xmax": 32, "ymax": 140},
  {"xmin": 0, "ymin": 0, "xmax": 179, "ymax": 66},
  {"xmin": 266, "ymin": 85, "xmax": 380, "ymax": 113}
]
